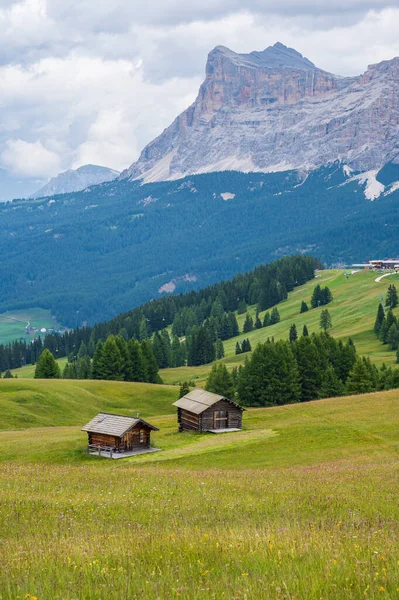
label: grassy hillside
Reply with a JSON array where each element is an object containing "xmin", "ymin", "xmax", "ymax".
[
  {"xmin": 0, "ymin": 307, "xmax": 60, "ymax": 345},
  {"xmin": 161, "ymin": 269, "xmax": 399, "ymax": 385},
  {"xmin": 1, "ymin": 378, "xmax": 399, "ymax": 598}
]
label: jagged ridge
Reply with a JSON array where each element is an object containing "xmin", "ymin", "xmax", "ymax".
[{"xmin": 121, "ymin": 42, "xmax": 399, "ymax": 184}]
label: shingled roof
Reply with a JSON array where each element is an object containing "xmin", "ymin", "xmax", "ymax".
[
  {"xmin": 173, "ymin": 388, "xmax": 244, "ymax": 415},
  {"xmin": 81, "ymin": 413, "xmax": 159, "ymax": 437}
]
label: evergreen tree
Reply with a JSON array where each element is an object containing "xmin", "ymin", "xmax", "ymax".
[
  {"xmin": 76, "ymin": 355, "xmax": 92, "ymax": 379},
  {"xmin": 34, "ymin": 349, "xmax": 60, "ymax": 379},
  {"xmin": 237, "ymin": 299, "xmax": 247, "ymax": 315},
  {"xmin": 114, "ymin": 335, "xmax": 130, "ymax": 380},
  {"xmin": 127, "ymin": 339, "xmax": 147, "ymax": 382},
  {"xmin": 289, "ymin": 324, "xmax": 298, "ymax": 343},
  {"xmin": 215, "ymin": 339, "xmax": 225, "ymax": 360},
  {"xmin": 293, "ymin": 336, "xmax": 323, "ymax": 402},
  {"xmin": 387, "ymin": 323, "xmax": 399, "ymax": 351},
  {"xmin": 241, "ymin": 339, "xmax": 252, "ymax": 353},
  {"xmin": 302, "ymin": 325, "xmax": 309, "ymax": 337},
  {"xmin": 300, "ymin": 301, "xmax": 309, "ymax": 314},
  {"xmin": 62, "ymin": 362, "xmax": 76, "ymax": 379},
  {"xmin": 254, "ymin": 311, "xmax": 263, "ymax": 329},
  {"xmin": 319, "ymin": 366, "xmax": 345, "ymax": 398},
  {"xmin": 235, "ymin": 341, "xmax": 242, "ymax": 355},
  {"xmin": 320, "ymin": 309, "xmax": 332, "ymax": 332},
  {"xmin": 243, "ymin": 313, "xmax": 254, "ymax": 333},
  {"xmin": 346, "ymin": 357, "xmax": 375, "ymax": 394},
  {"xmin": 3, "ymin": 369, "xmax": 13, "ymax": 379},
  {"xmin": 263, "ymin": 312, "xmax": 271, "ymax": 327},
  {"xmin": 270, "ymin": 307, "xmax": 280, "ymax": 324},
  {"xmin": 91, "ymin": 341, "xmax": 105, "ymax": 380},
  {"xmin": 178, "ymin": 381, "xmax": 190, "ymax": 399},
  {"xmin": 205, "ymin": 363, "xmax": 235, "ymax": 399},
  {"xmin": 386, "ymin": 284, "xmax": 398, "ymax": 309},
  {"xmin": 311, "ymin": 284, "xmax": 322, "ymax": 308},
  {"xmin": 374, "ymin": 303, "xmax": 385, "ymax": 335},
  {"xmin": 77, "ymin": 341, "xmax": 88, "ymax": 359},
  {"xmin": 237, "ymin": 340, "xmax": 301, "ymax": 407},
  {"xmin": 141, "ymin": 339, "xmax": 161, "ymax": 383},
  {"xmin": 99, "ymin": 336, "xmax": 123, "ymax": 381}
]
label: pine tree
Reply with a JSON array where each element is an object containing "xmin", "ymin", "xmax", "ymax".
[
  {"xmin": 387, "ymin": 323, "xmax": 399, "ymax": 351},
  {"xmin": 77, "ymin": 341, "xmax": 88, "ymax": 359},
  {"xmin": 374, "ymin": 303, "xmax": 385, "ymax": 335},
  {"xmin": 254, "ymin": 311, "xmax": 262, "ymax": 329},
  {"xmin": 243, "ymin": 313, "xmax": 254, "ymax": 333},
  {"xmin": 289, "ymin": 324, "xmax": 298, "ymax": 343},
  {"xmin": 235, "ymin": 341, "xmax": 242, "ymax": 355},
  {"xmin": 241, "ymin": 339, "xmax": 252, "ymax": 353},
  {"xmin": 141, "ymin": 339, "xmax": 161, "ymax": 383},
  {"xmin": 76, "ymin": 355, "xmax": 92, "ymax": 379},
  {"xmin": 311, "ymin": 284, "xmax": 322, "ymax": 308},
  {"xmin": 127, "ymin": 339, "xmax": 147, "ymax": 382},
  {"xmin": 300, "ymin": 301, "xmax": 309, "ymax": 314},
  {"xmin": 205, "ymin": 363, "xmax": 235, "ymax": 399},
  {"xmin": 237, "ymin": 299, "xmax": 247, "ymax": 315},
  {"xmin": 319, "ymin": 366, "xmax": 345, "ymax": 398},
  {"xmin": 270, "ymin": 307, "xmax": 280, "ymax": 324},
  {"xmin": 263, "ymin": 312, "xmax": 271, "ymax": 327},
  {"xmin": 92, "ymin": 340, "xmax": 105, "ymax": 379},
  {"xmin": 302, "ymin": 325, "xmax": 309, "ymax": 337},
  {"xmin": 215, "ymin": 339, "xmax": 225, "ymax": 360},
  {"xmin": 386, "ymin": 284, "xmax": 398, "ymax": 309},
  {"xmin": 346, "ymin": 357, "xmax": 374, "ymax": 394},
  {"xmin": 320, "ymin": 309, "xmax": 332, "ymax": 332},
  {"xmin": 34, "ymin": 349, "xmax": 60, "ymax": 379},
  {"xmin": 99, "ymin": 336, "xmax": 123, "ymax": 381},
  {"xmin": 3, "ymin": 369, "xmax": 13, "ymax": 379}
]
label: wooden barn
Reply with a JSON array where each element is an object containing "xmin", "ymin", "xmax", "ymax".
[
  {"xmin": 81, "ymin": 413, "xmax": 159, "ymax": 458},
  {"xmin": 173, "ymin": 388, "xmax": 244, "ymax": 433}
]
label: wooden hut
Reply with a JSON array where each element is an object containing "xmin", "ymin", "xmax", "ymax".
[
  {"xmin": 82, "ymin": 413, "xmax": 159, "ymax": 456},
  {"xmin": 173, "ymin": 388, "xmax": 244, "ymax": 433}
]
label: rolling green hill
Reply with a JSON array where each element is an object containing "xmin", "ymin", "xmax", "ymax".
[
  {"xmin": 160, "ymin": 269, "xmax": 399, "ymax": 385},
  {"xmin": 1, "ymin": 377, "xmax": 399, "ymax": 598}
]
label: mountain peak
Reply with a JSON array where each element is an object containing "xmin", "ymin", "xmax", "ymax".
[
  {"xmin": 31, "ymin": 164, "xmax": 120, "ymax": 199},
  {"xmin": 208, "ymin": 42, "xmax": 317, "ymax": 72}
]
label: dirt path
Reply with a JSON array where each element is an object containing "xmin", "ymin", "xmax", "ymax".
[{"xmin": 375, "ymin": 272, "xmax": 396, "ymax": 283}]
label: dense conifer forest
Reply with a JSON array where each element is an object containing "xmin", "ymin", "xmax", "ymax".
[
  {"xmin": 1, "ymin": 165, "xmax": 399, "ymax": 325},
  {"xmin": 0, "ymin": 255, "xmax": 318, "ymax": 372}
]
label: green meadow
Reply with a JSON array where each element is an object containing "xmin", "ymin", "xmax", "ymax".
[
  {"xmin": 1, "ymin": 378, "xmax": 399, "ymax": 598},
  {"xmin": 161, "ymin": 269, "xmax": 399, "ymax": 385},
  {"xmin": 0, "ymin": 307, "xmax": 60, "ymax": 345}
]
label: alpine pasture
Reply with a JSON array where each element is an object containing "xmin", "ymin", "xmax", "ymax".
[{"xmin": 1, "ymin": 378, "xmax": 399, "ymax": 598}]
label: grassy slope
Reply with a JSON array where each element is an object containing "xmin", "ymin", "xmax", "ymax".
[
  {"xmin": 161, "ymin": 269, "xmax": 399, "ymax": 385},
  {"xmin": 0, "ymin": 307, "xmax": 60, "ymax": 345},
  {"xmin": 1, "ymin": 379, "xmax": 399, "ymax": 598}
]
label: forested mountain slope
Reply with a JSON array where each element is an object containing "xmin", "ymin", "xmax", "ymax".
[{"xmin": 2, "ymin": 164, "xmax": 399, "ymax": 326}]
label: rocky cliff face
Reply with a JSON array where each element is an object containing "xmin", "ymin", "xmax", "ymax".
[
  {"xmin": 121, "ymin": 42, "xmax": 399, "ymax": 183},
  {"xmin": 31, "ymin": 164, "xmax": 120, "ymax": 198}
]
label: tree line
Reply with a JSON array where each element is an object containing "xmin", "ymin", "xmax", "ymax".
[
  {"xmin": 204, "ymin": 331, "xmax": 399, "ymax": 407},
  {"xmin": 0, "ymin": 255, "xmax": 319, "ymax": 374}
]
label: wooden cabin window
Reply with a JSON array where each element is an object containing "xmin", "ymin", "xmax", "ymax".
[{"xmin": 139, "ymin": 430, "xmax": 145, "ymax": 443}]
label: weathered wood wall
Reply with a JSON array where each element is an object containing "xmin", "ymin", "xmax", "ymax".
[
  {"xmin": 178, "ymin": 408, "xmax": 200, "ymax": 432},
  {"xmin": 201, "ymin": 400, "xmax": 242, "ymax": 431},
  {"xmin": 88, "ymin": 433, "xmax": 119, "ymax": 447},
  {"xmin": 178, "ymin": 400, "xmax": 243, "ymax": 432}
]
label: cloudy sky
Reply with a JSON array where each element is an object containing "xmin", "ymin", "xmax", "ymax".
[{"xmin": 0, "ymin": 0, "xmax": 398, "ymax": 193}]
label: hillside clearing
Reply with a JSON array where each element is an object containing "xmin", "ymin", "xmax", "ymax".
[{"xmin": 1, "ymin": 378, "xmax": 399, "ymax": 598}]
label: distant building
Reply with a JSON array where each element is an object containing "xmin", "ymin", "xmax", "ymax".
[
  {"xmin": 173, "ymin": 388, "xmax": 244, "ymax": 433},
  {"xmin": 82, "ymin": 413, "xmax": 159, "ymax": 458},
  {"xmin": 352, "ymin": 259, "xmax": 399, "ymax": 271}
]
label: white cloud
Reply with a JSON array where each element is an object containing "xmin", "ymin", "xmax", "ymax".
[
  {"xmin": 0, "ymin": 0, "xmax": 398, "ymax": 192},
  {"xmin": 1, "ymin": 139, "xmax": 61, "ymax": 177}
]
